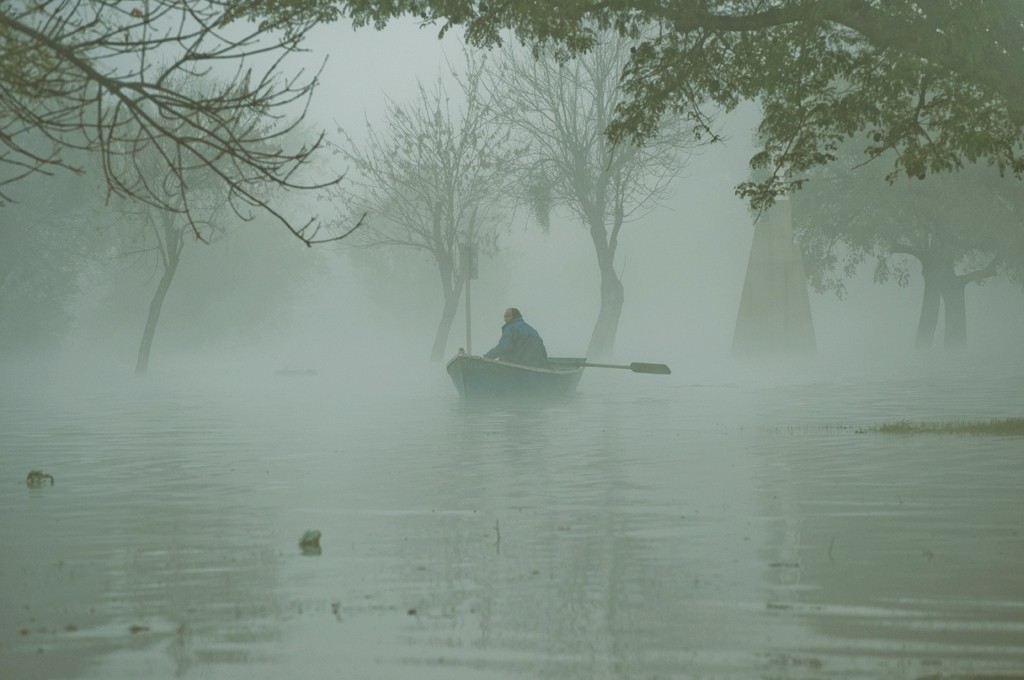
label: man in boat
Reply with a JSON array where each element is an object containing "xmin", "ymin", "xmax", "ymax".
[{"xmin": 483, "ymin": 307, "xmax": 549, "ymax": 368}]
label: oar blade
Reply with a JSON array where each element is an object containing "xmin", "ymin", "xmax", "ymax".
[{"xmin": 629, "ymin": 362, "xmax": 671, "ymax": 375}]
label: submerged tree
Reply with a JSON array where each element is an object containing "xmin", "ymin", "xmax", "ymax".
[
  {"xmin": 0, "ymin": 0, "xmax": 354, "ymax": 244},
  {"xmin": 330, "ymin": 51, "xmax": 522, "ymax": 361},
  {"xmin": 302, "ymin": 1, "xmax": 1024, "ymax": 211},
  {"xmin": 791, "ymin": 146, "xmax": 1024, "ymax": 349},
  {"xmin": 108, "ymin": 78, "xmax": 286, "ymax": 373},
  {"xmin": 483, "ymin": 31, "xmax": 698, "ymax": 359},
  {"xmin": 117, "ymin": 190, "xmax": 234, "ymax": 375}
]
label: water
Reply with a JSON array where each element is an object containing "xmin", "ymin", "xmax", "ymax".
[{"xmin": 2, "ymin": 358, "xmax": 1023, "ymax": 679}]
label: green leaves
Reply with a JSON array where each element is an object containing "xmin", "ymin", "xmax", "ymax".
[
  {"xmin": 332, "ymin": 1, "xmax": 1024, "ymax": 213},
  {"xmin": 223, "ymin": 0, "xmax": 342, "ymax": 38},
  {"xmin": 787, "ymin": 133, "xmax": 1024, "ymax": 302}
]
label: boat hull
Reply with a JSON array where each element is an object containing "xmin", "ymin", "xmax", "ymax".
[{"xmin": 446, "ymin": 354, "xmax": 585, "ymax": 398}]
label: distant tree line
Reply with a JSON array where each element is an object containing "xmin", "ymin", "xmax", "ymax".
[
  {"xmin": 790, "ymin": 139, "xmax": 1024, "ymax": 350},
  {"xmin": 5, "ymin": 1, "xmax": 1024, "ymax": 364}
]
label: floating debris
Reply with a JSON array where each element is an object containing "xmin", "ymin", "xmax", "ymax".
[
  {"xmin": 26, "ymin": 471, "xmax": 55, "ymax": 487},
  {"xmin": 865, "ymin": 417, "xmax": 1024, "ymax": 435},
  {"xmin": 299, "ymin": 530, "xmax": 322, "ymax": 555}
]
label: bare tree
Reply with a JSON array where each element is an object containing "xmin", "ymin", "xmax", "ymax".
[
  {"xmin": 0, "ymin": 0, "xmax": 357, "ymax": 245},
  {"xmin": 331, "ymin": 50, "xmax": 522, "ymax": 361},
  {"xmin": 484, "ymin": 30, "xmax": 705, "ymax": 359},
  {"xmin": 337, "ymin": 1, "xmax": 1024, "ymax": 213},
  {"xmin": 116, "ymin": 186, "xmax": 235, "ymax": 374},
  {"xmin": 103, "ymin": 76, "xmax": 287, "ymax": 373}
]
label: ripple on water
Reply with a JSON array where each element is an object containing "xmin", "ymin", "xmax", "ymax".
[{"xmin": 2, "ymin": 366, "xmax": 1023, "ymax": 679}]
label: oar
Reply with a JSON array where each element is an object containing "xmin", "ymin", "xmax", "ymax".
[{"xmin": 580, "ymin": 361, "xmax": 671, "ymax": 375}]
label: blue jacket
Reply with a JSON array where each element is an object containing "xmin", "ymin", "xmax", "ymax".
[{"xmin": 484, "ymin": 317, "xmax": 549, "ymax": 368}]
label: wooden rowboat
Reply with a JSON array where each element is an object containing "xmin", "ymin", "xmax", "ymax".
[{"xmin": 446, "ymin": 353, "xmax": 586, "ymax": 399}]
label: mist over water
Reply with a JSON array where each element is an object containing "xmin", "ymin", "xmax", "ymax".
[
  {"xmin": 2, "ymin": 351, "xmax": 1023, "ymax": 679},
  {"xmin": 4, "ymin": 18, "xmax": 1024, "ymax": 680}
]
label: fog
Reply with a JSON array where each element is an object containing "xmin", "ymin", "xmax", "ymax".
[
  {"xmin": 4, "ymin": 20, "xmax": 1023, "ymax": 380},
  {"xmin": 3, "ymin": 18, "xmax": 1024, "ymax": 680}
]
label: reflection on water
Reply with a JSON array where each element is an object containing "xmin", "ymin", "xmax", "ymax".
[{"xmin": 1, "ymin": 360, "xmax": 1022, "ymax": 679}]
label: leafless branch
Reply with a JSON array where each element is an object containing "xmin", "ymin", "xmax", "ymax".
[{"xmin": 0, "ymin": 0, "xmax": 359, "ymax": 245}]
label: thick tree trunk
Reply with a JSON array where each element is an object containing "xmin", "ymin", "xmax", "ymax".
[
  {"xmin": 915, "ymin": 252, "xmax": 971, "ymax": 350},
  {"xmin": 583, "ymin": 205, "xmax": 625, "ymax": 360},
  {"xmin": 135, "ymin": 261, "xmax": 178, "ymax": 374},
  {"xmin": 941, "ymin": 273, "xmax": 968, "ymax": 348},
  {"xmin": 915, "ymin": 265, "xmax": 941, "ymax": 349},
  {"xmin": 430, "ymin": 275, "xmax": 464, "ymax": 362},
  {"xmin": 586, "ymin": 253, "xmax": 624, "ymax": 360}
]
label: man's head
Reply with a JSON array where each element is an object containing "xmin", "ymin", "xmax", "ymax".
[{"xmin": 504, "ymin": 307, "xmax": 522, "ymax": 323}]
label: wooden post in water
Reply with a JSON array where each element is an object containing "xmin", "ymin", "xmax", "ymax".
[
  {"xmin": 462, "ymin": 241, "xmax": 478, "ymax": 354},
  {"xmin": 465, "ymin": 273, "xmax": 472, "ymax": 354}
]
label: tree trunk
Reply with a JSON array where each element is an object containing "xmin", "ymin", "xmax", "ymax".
[
  {"xmin": 941, "ymin": 271, "xmax": 968, "ymax": 348},
  {"xmin": 943, "ymin": 253, "xmax": 1001, "ymax": 349},
  {"xmin": 586, "ymin": 249, "xmax": 624, "ymax": 360},
  {"xmin": 135, "ymin": 260, "xmax": 179, "ymax": 374},
  {"xmin": 430, "ymin": 274, "xmax": 465, "ymax": 362},
  {"xmin": 915, "ymin": 266, "xmax": 941, "ymax": 349},
  {"xmin": 136, "ymin": 223, "xmax": 182, "ymax": 375},
  {"xmin": 913, "ymin": 249, "xmax": 957, "ymax": 350}
]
